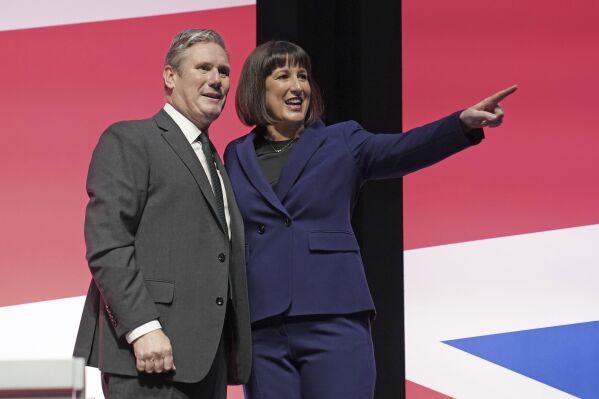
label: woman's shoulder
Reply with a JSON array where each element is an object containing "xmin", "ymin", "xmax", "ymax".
[
  {"xmin": 224, "ymin": 127, "xmax": 260, "ymax": 161},
  {"xmin": 225, "ymin": 129, "xmax": 255, "ymax": 148},
  {"xmin": 313, "ymin": 120, "xmax": 365, "ymax": 138}
]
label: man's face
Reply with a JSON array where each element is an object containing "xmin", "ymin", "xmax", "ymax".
[{"xmin": 164, "ymin": 41, "xmax": 230, "ymax": 130}]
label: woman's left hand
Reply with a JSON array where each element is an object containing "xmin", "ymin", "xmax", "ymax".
[{"xmin": 460, "ymin": 85, "xmax": 518, "ymax": 130}]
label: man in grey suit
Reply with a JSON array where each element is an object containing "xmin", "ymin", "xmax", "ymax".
[{"xmin": 73, "ymin": 29, "xmax": 251, "ymax": 398}]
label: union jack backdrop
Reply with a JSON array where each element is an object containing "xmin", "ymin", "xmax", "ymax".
[{"xmin": 403, "ymin": 1, "xmax": 599, "ymax": 398}]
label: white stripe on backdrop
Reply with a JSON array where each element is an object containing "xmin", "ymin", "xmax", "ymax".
[{"xmin": 0, "ymin": 0, "xmax": 255, "ymax": 32}]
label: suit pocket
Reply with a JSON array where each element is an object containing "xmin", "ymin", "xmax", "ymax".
[
  {"xmin": 309, "ymin": 231, "xmax": 360, "ymax": 252},
  {"xmin": 144, "ymin": 280, "xmax": 174, "ymax": 304}
]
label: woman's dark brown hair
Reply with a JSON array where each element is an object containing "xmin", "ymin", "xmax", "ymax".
[{"xmin": 236, "ymin": 41, "xmax": 324, "ymax": 127}]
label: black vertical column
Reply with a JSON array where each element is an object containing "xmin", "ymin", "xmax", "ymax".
[
  {"xmin": 257, "ymin": 1, "xmax": 404, "ymax": 398},
  {"xmin": 351, "ymin": 3, "xmax": 405, "ymax": 399}
]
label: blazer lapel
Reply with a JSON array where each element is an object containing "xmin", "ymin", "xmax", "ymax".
[
  {"xmin": 153, "ymin": 110, "xmax": 224, "ymax": 235},
  {"xmin": 236, "ymin": 131, "xmax": 289, "ymax": 216},
  {"xmin": 275, "ymin": 121, "xmax": 327, "ymax": 202}
]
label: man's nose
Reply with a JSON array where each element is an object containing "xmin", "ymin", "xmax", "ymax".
[{"xmin": 207, "ymin": 68, "xmax": 222, "ymax": 88}]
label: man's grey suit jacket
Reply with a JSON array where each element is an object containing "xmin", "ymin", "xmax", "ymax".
[{"xmin": 73, "ymin": 109, "xmax": 251, "ymax": 384}]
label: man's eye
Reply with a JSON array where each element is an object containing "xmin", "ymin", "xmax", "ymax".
[{"xmin": 219, "ymin": 69, "xmax": 230, "ymax": 77}]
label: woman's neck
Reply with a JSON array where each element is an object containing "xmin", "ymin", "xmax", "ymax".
[{"xmin": 265, "ymin": 122, "xmax": 304, "ymax": 141}]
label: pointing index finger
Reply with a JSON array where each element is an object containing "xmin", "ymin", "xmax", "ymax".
[{"xmin": 486, "ymin": 85, "xmax": 518, "ymax": 104}]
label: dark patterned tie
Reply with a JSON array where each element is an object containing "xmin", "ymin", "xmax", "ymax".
[{"xmin": 197, "ymin": 132, "xmax": 228, "ymax": 236}]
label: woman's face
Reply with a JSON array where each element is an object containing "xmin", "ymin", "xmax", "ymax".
[{"xmin": 264, "ymin": 63, "xmax": 311, "ymax": 128}]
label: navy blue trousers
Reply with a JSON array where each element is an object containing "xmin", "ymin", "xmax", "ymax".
[{"xmin": 244, "ymin": 313, "xmax": 376, "ymax": 399}]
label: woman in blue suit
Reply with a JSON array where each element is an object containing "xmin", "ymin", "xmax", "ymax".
[{"xmin": 224, "ymin": 41, "xmax": 516, "ymax": 399}]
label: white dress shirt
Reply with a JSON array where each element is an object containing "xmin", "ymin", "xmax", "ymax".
[{"xmin": 126, "ymin": 103, "xmax": 231, "ymax": 344}]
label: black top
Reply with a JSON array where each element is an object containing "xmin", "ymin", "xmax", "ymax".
[{"xmin": 254, "ymin": 129, "xmax": 298, "ymax": 188}]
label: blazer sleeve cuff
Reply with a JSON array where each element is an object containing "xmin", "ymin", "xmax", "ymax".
[{"xmin": 457, "ymin": 110, "xmax": 485, "ymax": 145}]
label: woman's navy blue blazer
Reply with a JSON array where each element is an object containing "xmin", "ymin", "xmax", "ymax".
[{"xmin": 224, "ymin": 111, "xmax": 482, "ymax": 323}]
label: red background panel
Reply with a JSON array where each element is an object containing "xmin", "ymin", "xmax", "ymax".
[
  {"xmin": 0, "ymin": 6, "xmax": 255, "ymax": 307},
  {"xmin": 403, "ymin": 0, "xmax": 599, "ymax": 250},
  {"xmin": 405, "ymin": 380, "xmax": 454, "ymax": 399}
]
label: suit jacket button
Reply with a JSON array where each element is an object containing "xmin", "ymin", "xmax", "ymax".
[
  {"xmin": 257, "ymin": 224, "xmax": 265, "ymax": 234},
  {"xmin": 218, "ymin": 253, "xmax": 226, "ymax": 262},
  {"xmin": 216, "ymin": 296, "xmax": 225, "ymax": 306},
  {"xmin": 284, "ymin": 218, "xmax": 291, "ymax": 227}
]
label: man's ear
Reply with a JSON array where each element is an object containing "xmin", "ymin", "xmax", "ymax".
[{"xmin": 163, "ymin": 65, "xmax": 176, "ymax": 90}]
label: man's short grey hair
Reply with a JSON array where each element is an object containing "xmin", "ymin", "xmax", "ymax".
[{"xmin": 165, "ymin": 29, "xmax": 227, "ymax": 72}]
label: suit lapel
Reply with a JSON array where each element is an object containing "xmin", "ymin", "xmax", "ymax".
[
  {"xmin": 153, "ymin": 110, "xmax": 225, "ymax": 235},
  {"xmin": 236, "ymin": 131, "xmax": 289, "ymax": 216},
  {"xmin": 275, "ymin": 121, "xmax": 327, "ymax": 202},
  {"xmin": 215, "ymin": 154, "xmax": 241, "ymax": 237}
]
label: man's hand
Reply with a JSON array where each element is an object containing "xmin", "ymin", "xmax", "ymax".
[
  {"xmin": 132, "ymin": 329, "xmax": 176, "ymax": 373},
  {"xmin": 460, "ymin": 85, "xmax": 518, "ymax": 130}
]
